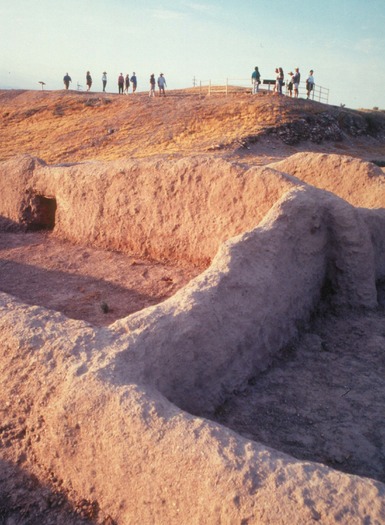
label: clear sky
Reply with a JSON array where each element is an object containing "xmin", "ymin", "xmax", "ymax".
[{"xmin": 1, "ymin": 0, "xmax": 385, "ymax": 109}]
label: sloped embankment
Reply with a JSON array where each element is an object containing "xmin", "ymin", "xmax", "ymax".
[{"xmin": 1, "ymin": 89, "xmax": 385, "ymax": 164}]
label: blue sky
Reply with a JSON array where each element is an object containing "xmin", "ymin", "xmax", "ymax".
[{"xmin": 1, "ymin": 0, "xmax": 385, "ymax": 109}]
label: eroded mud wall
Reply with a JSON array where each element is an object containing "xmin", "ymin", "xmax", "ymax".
[
  {"xmin": 109, "ymin": 186, "xmax": 378, "ymax": 415},
  {"xmin": 271, "ymin": 153, "xmax": 385, "ymax": 208},
  {"xmin": 0, "ymin": 155, "xmax": 299, "ymax": 265},
  {"xmin": 1, "ymin": 153, "xmax": 385, "ymax": 272}
]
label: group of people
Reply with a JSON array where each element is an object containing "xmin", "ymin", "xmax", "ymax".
[
  {"xmin": 251, "ymin": 66, "xmax": 315, "ymax": 99},
  {"xmin": 63, "ymin": 71, "xmax": 166, "ymax": 96},
  {"xmin": 149, "ymin": 73, "xmax": 167, "ymax": 97},
  {"xmin": 117, "ymin": 73, "xmax": 138, "ymax": 94}
]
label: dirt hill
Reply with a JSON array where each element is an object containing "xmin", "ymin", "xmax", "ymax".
[
  {"xmin": 1, "ymin": 88, "xmax": 385, "ymax": 164},
  {"xmin": 1, "ymin": 89, "xmax": 385, "ymax": 524}
]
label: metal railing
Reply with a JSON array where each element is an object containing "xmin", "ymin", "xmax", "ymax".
[
  {"xmin": 197, "ymin": 78, "xmax": 329, "ymax": 104},
  {"xmin": 300, "ymin": 84, "xmax": 329, "ymax": 104}
]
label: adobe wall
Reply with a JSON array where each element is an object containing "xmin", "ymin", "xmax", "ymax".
[
  {"xmin": 0, "ymin": 155, "xmax": 299, "ymax": 265},
  {"xmin": 1, "ymin": 153, "xmax": 385, "ymax": 269},
  {"xmin": 271, "ymin": 152, "xmax": 385, "ymax": 208},
  {"xmin": 109, "ymin": 185, "xmax": 379, "ymax": 415},
  {"xmin": 0, "ymin": 181, "xmax": 384, "ymax": 523}
]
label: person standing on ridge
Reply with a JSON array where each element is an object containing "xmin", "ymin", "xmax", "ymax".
[
  {"xmin": 277, "ymin": 67, "xmax": 284, "ymax": 94},
  {"xmin": 157, "ymin": 73, "xmax": 167, "ymax": 96},
  {"xmin": 63, "ymin": 73, "xmax": 72, "ymax": 89},
  {"xmin": 118, "ymin": 73, "xmax": 124, "ymax": 94},
  {"xmin": 293, "ymin": 67, "xmax": 300, "ymax": 98},
  {"xmin": 86, "ymin": 71, "xmax": 92, "ymax": 91},
  {"xmin": 306, "ymin": 70, "xmax": 315, "ymax": 99},
  {"xmin": 102, "ymin": 72, "xmax": 107, "ymax": 92},
  {"xmin": 130, "ymin": 72, "xmax": 137, "ymax": 93},
  {"xmin": 287, "ymin": 72, "xmax": 294, "ymax": 97},
  {"xmin": 124, "ymin": 74, "xmax": 130, "ymax": 94},
  {"xmin": 274, "ymin": 67, "xmax": 284, "ymax": 94},
  {"xmin": 149, "ymin": 74, "xmax": 156, "ymax": 97},
  {"xmin": 251, "ymin": 66, "xmax": 261, "ymax": 94}
]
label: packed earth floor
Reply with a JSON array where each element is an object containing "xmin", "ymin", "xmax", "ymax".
[
  {"xmin": 0, "ymin": 230, "xmax": 202, "ymax": 327},
  {"xmin": 213, "ymin": 302, "xmax": 385, "ymax": 484}
]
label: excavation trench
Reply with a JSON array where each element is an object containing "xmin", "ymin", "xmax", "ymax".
[
  {"xmin": 1, "ymin": 154, "xmax": 385, "ymax": 523},
  {"xmin": 3, "ymin": 219, "xmax": 384, "ymax": 486},
  {"xmin": 6, "ymin": 229, "xmax": 383, "ymax": 486}
]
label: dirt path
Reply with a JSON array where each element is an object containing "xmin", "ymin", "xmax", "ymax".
[
  {"xmin": 213, "ymin": 303, "xmax": 385, "ymax": 483},
  {"xmin": 0, "ymin": 230, "xmax": 202, "ymax": 327}
]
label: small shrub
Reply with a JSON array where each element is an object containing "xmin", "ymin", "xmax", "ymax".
[
  {"xmin": 100, "ymin": 301, "xmax": 110, "ymax": 313},
  {"xmin": 23, "ymin": 108, "xmax": 39, "ymax": 118}
]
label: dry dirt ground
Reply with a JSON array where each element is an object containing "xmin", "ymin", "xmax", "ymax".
[
  {"xmin": 0, "ymin": 229, "xmax": 201, "ymax": 327},
  {"xmin": 1, "ymin": 89, "xmax": 385, "ymax": 523},
  {"xmin": 1, "ymin": 88, "xmax": 385, "ymax": 165},
  {"xmin": 214, "ymin": 302, "xmax": 385, "ymax": 484}
]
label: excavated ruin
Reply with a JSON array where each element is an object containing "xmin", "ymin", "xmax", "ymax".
[{"xmin": 1, "ymin": 151, "xmax": 385, "ymax": 524}]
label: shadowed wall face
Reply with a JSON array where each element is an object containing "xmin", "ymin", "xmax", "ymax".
[{"xmin": 21, "ymin": 195, "xmax": 57, "ymax": 231}]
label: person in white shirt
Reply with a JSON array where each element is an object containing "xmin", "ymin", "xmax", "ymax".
[
  {"xmin": 157, "ymin": 73, "xmax": 167, "ymax": 96},
  {"xmin": 306, "ymin": 70, "xmax": 315, "ymax": 99}
]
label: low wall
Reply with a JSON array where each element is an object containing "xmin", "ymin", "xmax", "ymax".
[
  {"xmin": 109, "ymin": 185, "xmax": 379, "ymax": 415},
  {"xmin": 1, "ymin": 153, "xmax": 385, "ymax": 269},
  {"xmin": 0, "ymin": 155, "xmax": 298, "ymax": 265}
]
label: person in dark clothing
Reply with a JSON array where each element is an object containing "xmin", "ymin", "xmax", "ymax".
[
  {"xmin": 63, "ymin": 73, "xmax": 72, "ymax": 89},
  {"xmin": 149, "ymin": 74, "xmax": 156, "ymax": 97},
  {"xmin": 118, "ymin": 73, "xmax": 124, "ymax": 94},
  {"xmin": 251, "ymin": 66, "xmax": 261, "ymax": 94},
  {"xmin": 293, "ymin": 68, "xmax": 300, "ymax": 98},
  {"xmin": 124, "ymin": 74, "xmax": 130, "ymax": 94},
  {"xmin": 130, "ymin": 72, "xmax": 137, "ymax": 93},
  {"xmin": 86, "ymin": 71, "xmax": 92, "ymax": 91}
]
